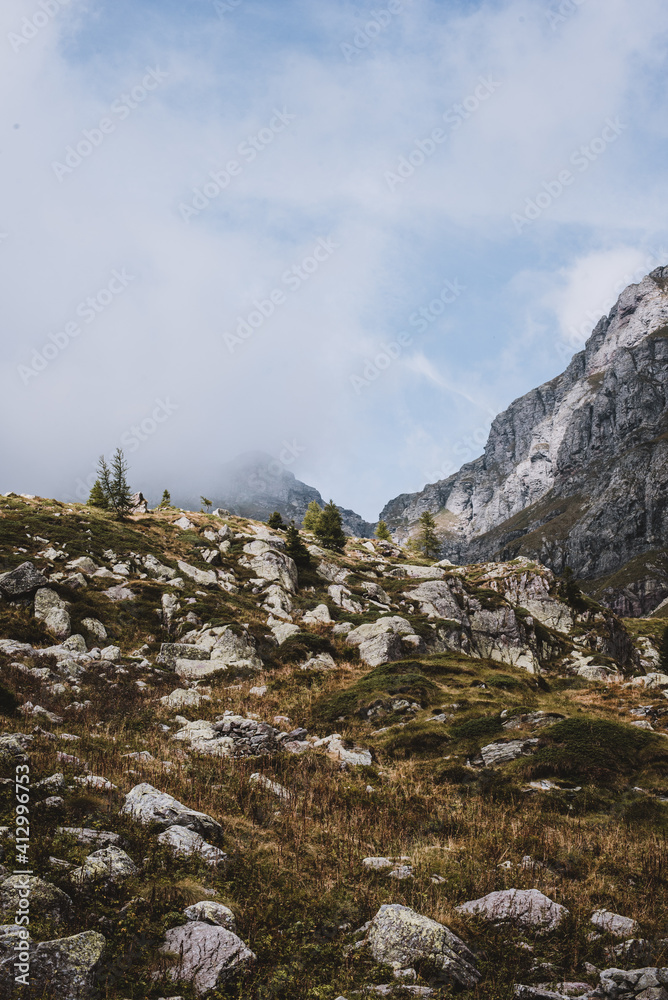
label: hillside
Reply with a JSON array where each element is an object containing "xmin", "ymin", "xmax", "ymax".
[
  {"xmin": 0, "ymin": 495, "xmax": 668, "ymax": 998},
  {"xmin": 381, "ymin": 268, "xmax": 668, "ymax": 618}
]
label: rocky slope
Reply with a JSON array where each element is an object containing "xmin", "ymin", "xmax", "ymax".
[
  {"xmin": 381, "ymin": 268, "xmax": 668, "ymax": 617},
  {"xmin": 0, "ymin": 495, "xmax": 667, "ymax": 998},
  {"xmin": 195, "ymin": 450, "xmax": 375, "ymax": 537}
]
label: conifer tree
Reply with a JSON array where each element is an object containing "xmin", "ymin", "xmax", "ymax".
[
  {"xmin": 200, "ymin": 497, "xmax": 212, "ymax": 513},
  {"xmin": 315, "ymin": 500, "xmax": 347, "ymax": 553},
  {"xmin": 267, "ymin": 511, "xmax": 285, "ymax": 530},
  {"xmin": 108, "ymin": 448, "xmax": 134, "ymax": 520},
  {"xmin": 285, "ymin": 522, "xmax": 311, "ymax": 568},
  {"xmin": 302, "ymin": 500, "xmax": 323, "ymax": 532},
  {"xmin": 159, "ymin": 490, "xmax": 172, "ymax": 509},
  {"xmin": 87, "ymin": 479, "xmax": 108, "ymax": 509},
  {"xmin": 375, "ymin": 520, "xmax": 392, "ymax": 542},
  {"xmin": 96, "ymin": 455, "xmax": 113, "ymax": 505},
  {"xmin": 417, "ymin": 510, "xmax": 440, "ymax": 559}
]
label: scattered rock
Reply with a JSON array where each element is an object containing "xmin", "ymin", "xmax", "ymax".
[
  {"xmin": 250, "ymin": 772, "xmax": 290, "ymax": 800},
  {"xmin": 591, "ymin": 909, "xmax": 640, "ymax": 939},
  {"xmin": 160, "ymin": 688, "xmax": 211, "ymax": 710},
  {"xmin": 161, "ymin": 921, "xmax": 255, "ymax": 994},
  {"xmin": 478, "ymin": 739, "xmax": 539, "ymax": 767},
  {"xmin": 157, "ymin": 826, "xmax": 227, "ymax": 866},
  {"xmin": 0, "ymin": 875, "xmax": 72, "ymax": 922},
  {"xmin": 120, "ymin": 783, "xmax": 222, "ymax": 838},
  {"xmin": 365, "ymin": 903, "xmax": 480, "ymax": 988},
  {"xmin": 184, "ymin": 901, "xmax": 237, "ymax": 931},
  {"xmin": 34, "ymin": 588, "xmax": 71, "ymax": 638},
  {"xmin": 70, "ymin": 846, "xmax": 138, "ymax": 885},
  {"xmin": 455, "ymin": 889, "xmax": 568, "ymax": 933},
  {"xmin": 300, "ymin": 652, "xmax": 336, "ymax": 671},
  {"xmin": 302, "ymin": 603, "xmax": 332, "ymax": 624},
  {"xmin": 0, "ymin": 561, "xmax": 47, "ymax": 597}
]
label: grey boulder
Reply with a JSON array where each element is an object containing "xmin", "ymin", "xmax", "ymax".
[
  {"xmin": 34, "ymin": 588, "xmax": 71, "ymax": 638},
  {"xmin": 157, "ymin": 825, "xmax": 227, "ymax": 866},
  {"xmin": 184, "ymin": 901, "xmax": 237, "ymax": 931},
  {"xmin": 0, "ymin": 875, "xmax": 72, "ymax": 922},
  {"xmin": 70, "ymin": 846, "xmax": 138, "ymax": 885},
  {"xmin": 455, "ymin": 888, "xmax": 568, "ymax": 933},
  {"xmin": 365, "ymin": 903, "xmax": 480, "ymax": 987},
  {"xmin": 0, "ymin": 561, "xmax": 47, "ymax": 598},
  {"xmin": 120, "ymin": 783, "xmax": 222, "ymax": 838},
  {"xmin": 161, "ymin": 921, "xmax": 255, "ymax": 994}
]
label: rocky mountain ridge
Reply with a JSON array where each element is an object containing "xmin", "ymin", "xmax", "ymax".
[{"xmin": 381, "ymin": 268, "xmax": 668, "ymax": 617}]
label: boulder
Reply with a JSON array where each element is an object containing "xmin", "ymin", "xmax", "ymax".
[
  {"xmin": 177, "ymin": 560, "xmax": 218, "ymax": 588},
  {"xmin": 302, "ymin": 603, "xmax": 332, "ymax": 624},
  {"xmin": 58, "ymin": 828, "xmax": 120, "ymax": 848},
  {"xmin": 632, "ymin": 673, "xmax": 668, "ymax": 690},
  {"xmin": 577, "ymin": 665, "xmax": 622, "ymax": 683},
  {"xmin": 455, "ymin": 889, "xmax": 568, "ymax": 933},
  {"xmin": 300, "ymin": 652, "xmax": 336, "ymax": 671},
  {"xmin": 70, "ymin": 846, "xmax": 137, "ymax": 885},
  {"xmin": 184, "ymin": 901, "xmax": 237, "ymax": 931},
  {"xmin": 161, "ymin": 921, "xmax": 255, "ymax": 994},
  {"xmin": 328, "ymin": 584, "xmax": 363, "ymax": 613},
  {"xmin": 157, "ymin": 826, "xmax": 227, "ymax": 866},
  {"xmin": 262, "ymin": 585, "xmax": 293, "ymax": 618},
  {"xmin": 144, "ymin": 554, "xmax": 177, "ymax": 580},
  {"xmin": 246, "ymin": 546, "xmax": 298, "ymax": 593},
  {"xmin": 12, "ymin": 930, "xmax": 107, "ymax": 1000},
  {"xmin": 591, "ymin": 909, "xmax": 640, "ymax": 939},
  {"xmin": 160, "ymin": 688, "xmax": 211, "ymax": 710},
  {"xmin": 100, "ymin": 645, "xmax": 121, "ymax": 662},
  {"xmin": 34, "ymin": 588, "xmax": 72, "ymax": 638},
  {"xmin": 120, "ymin": 783, "xmax": 222, "ymax": 838},
  {"xmin": 404, "ymin": 580, "xmax": 464, "ymax": 621},
  {"xmin": 0, "ymin": 561, "xmax": 47, "ymax": 598},
  {"xmin": 174, "ymin": 516, "xmax": 195, "ymax": 530},
  {"xmin": 65, "ymin": 557, "xmax": 100, "ymax": 576},
  {"xmin": 365, "ymin": 904, "xmax": 480, "ymax": 987},
  {"xmin": 479, "ymin": 739, "xmax": 539, "ymax": 767},
  {"xmin": 346, "ymin": 617, "xmax": 417, "ymax": 667},
  {"xmin": 81, "ymin": 618, "xmax": 107, "ymax": 642},
  {"xmin": 250, "ymin": 772, "xmax": 290, "ymax": 800},
  {"xmin": 0, "ymin": 875, "xmax": 72, "ymax": 922},
  {"xmin": 102, "ymin": 585, "xmax": 134, "ymax": 602},
  {"xmin": 597, "ymin": 967, "xmax": 668, "ymax": 999},
  {"xmin": 269, "ymin": 620, "xmax": 301, "ymax": 645},
  {"xmin": 316, "ymin": 560, "xmax": 349, "ymax": 584}
]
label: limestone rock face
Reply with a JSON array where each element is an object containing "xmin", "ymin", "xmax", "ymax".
[
  {"xmin": 161, "ymin": 920, "xmax": 255, "ymax": 994},
  {"xmin": 381, "ymin": 268, "xmax": 668, "ymax": 614},
  {"xmin": 455, "ymin": 888, "xmax": 568, "ymax": 933},
  {"xmin": 366, "ymin": 903, "xmax": 480, "ymax": 987}
]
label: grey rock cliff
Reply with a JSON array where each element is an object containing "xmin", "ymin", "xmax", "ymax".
[{"xmin": 381, "ymin": 268, "xmax": 668, "ymax": 614}]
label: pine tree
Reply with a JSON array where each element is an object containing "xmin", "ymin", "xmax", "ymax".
[
  {"xmin": 285, "ymin": 522, "xmax": 311, "ymax": 568},
  {"xmin": 267, "ymin": 511, "xmax": 285, "ymax": 530},
  {"xmin": 96, "ymin": 455, "xmax": 113, "ymax": 505},
  {"xmin": 109, "ymin": 448, "xmax": 134, "ymax": 520},
  {"xmin": 87, "ymin": 479, "xmax": 108, "ymax": 509},
  {"xmin": 315, "ymin": 500, "xmax": 347, "ymax": 553},
  {"xmin": 200, "ymin": 496, "xmax": 212, "ymax": 513},
  {"xmin": 158, "ymin": 490, "xmax": 172, "ymax": 509},
  {"xmin": 417, "ymin": 510, "xmax": 440, "ymax": 559},
  {"xmin": 302, "ymin": 500, "xmax": 322, "ymax": 532},
  {"xmin": 375, "ymin": 520, "xmax": 392, "ymax": 542},
  {"xmin": 660, "ymin": 625, "xmax": 668, "ymax": 673}
]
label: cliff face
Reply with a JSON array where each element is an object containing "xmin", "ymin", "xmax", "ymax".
[{"xmin": 381, "ymin": 268, "xmax": 668, "ymax": 614}]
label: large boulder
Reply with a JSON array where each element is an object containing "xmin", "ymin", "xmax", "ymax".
[
  {"xmin": 455, "ymin": 889, "xmax": 568, "ymax": 934},
  {"xmin": 0, "ymin": 733, "xmax": 32, "ymax": 765},
  {"xmin": 591, "ymin": 909, "xmax": 640, "ymax": 939},
  {"xmin": 0, "ymin": 875, "xmax": 72, "ymax": 923},
  {"xmin": 70, "ymin": 846, "xmax": 138, "ymax": 885},
  {"xmin": 184, "ymin": 901, "xmax": 237, "ymax": 931},
  {"xmin": 243, "ymin": 542, "xmax": 298, "ymax": 593},
  {"xmin": 120, "ymin": 783, "xmax": 222, "ymax": 838},
  {"xmin": 0, "ymin": 930, "xmax": 107, "ymax": 999},
  {"xmin": 0, "ymin": 561, "xmax": 47, "ymax": 598},
  {"xmin": 34, "ymin": 588, "xmax": 71, "ymax": 638},
  {"xmin": 157, "ymin": 825, "xmax": 227, "ymax": 866},
  {"xmin": 346, "ymin": 616, "xmax": 418, "ymax": 667},
  {"xmin": 177, "ymin": 560, "xmax": 218, "ymax": 588},
  {"xmin": 365, "ymin": 903, "xmax": 480, "ymax": 987},
  {"xmin": 404, "ymin": 580, "xmax": 465, "ymax": 621},
  {"xmin": 161, "ymin": 921, "xmax": 255, "ymax": 994}
]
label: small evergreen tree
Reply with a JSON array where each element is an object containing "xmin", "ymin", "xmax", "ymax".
[
  {"xmin": 109, "ymin": 448, "xmax": 134, "ymax": 520},
  {"xmin": 96, "ymin": 455, "xmax": 113, "ymax": 504},
  {"xmin": 375, "ymin": 520, "xmax": 392, "ymax": 542},
  {"xmin": 267, "ymin": 511, "xmax": 285, "ymax": 530},
  {"xmin": 158, "ymin": 490, "xmax": 172, "ymax": 509},
  {"xmin": 88, "ymin": 479, "xmax": 109, "ymax": 509},
  {"xmin": 302, "ymin": 500, "xmax": 322, "ymax": 532},
  {"xmin": 315, "ymin": 500, "xmax": 347, "ymax": 553},
  {"xmin": 560, "ymin": 566, "xmax": 588, "ymax": 611},
  {"xmin": 200, "ymin": 496, "xmax": 212, "ymax": 513},
  {"xmin": 417, "ymin": 510, "xmax": 440, "ymax": 559},
  {"xmin": 285, "ymin": 522, "xmax": 311, "ymax": 568},
  {"xmin": 660, "ymin": 625, "xmax": 668, "ymax": 673}
]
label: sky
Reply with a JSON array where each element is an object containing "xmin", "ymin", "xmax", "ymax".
[{"xmin": 2, "ymin": 0, "xmax": 668, "ymax": 520}]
